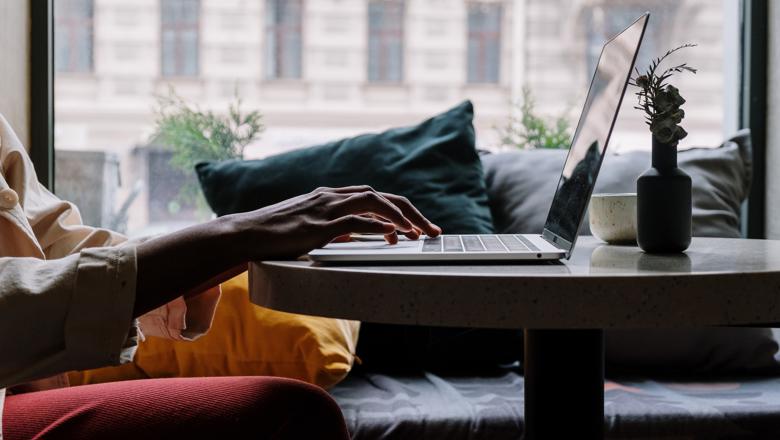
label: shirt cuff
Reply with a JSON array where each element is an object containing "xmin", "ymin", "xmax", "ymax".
[
  {"xmin": 65, "ymin": 245, "xmax": 138, "ymax": 371},
  {"xmin": 138, "ymin": 286, "xmax": 221, "ymax": 342}
]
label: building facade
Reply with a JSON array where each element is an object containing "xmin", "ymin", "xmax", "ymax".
[{"xmin": 53, "ymin": 0, "xmax": 729, "ymax": 234}]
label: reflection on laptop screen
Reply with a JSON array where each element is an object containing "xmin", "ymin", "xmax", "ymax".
[{"xmin": 543, "ymin": 14, "xmax": 647, "ymax": 251}]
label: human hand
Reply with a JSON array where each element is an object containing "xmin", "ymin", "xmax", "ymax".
[
  {"xmin": 227, "ymin": 186, "xmax": 441, "ymax": 260},
  {"xmin": 134, "ymin": 185, "xmax": 439, "ymax": 316}
]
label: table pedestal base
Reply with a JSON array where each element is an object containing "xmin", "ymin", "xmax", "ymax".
[{"xmin": 523, "ymin": 329, "xmax": 604, "ymax": 440}]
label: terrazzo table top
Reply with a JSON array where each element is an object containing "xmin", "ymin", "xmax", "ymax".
[{"xmin": 249, "ymin": 236, "xmax": 780, "ymax": 329}]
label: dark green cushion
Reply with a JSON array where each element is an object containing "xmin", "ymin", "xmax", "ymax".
[
  {"xmin": 196, "ymin": 101, "xmax": 513, "ymax": 372},
  {"xmin": 195, "ymin": 100, "xmax": 494, "ymax": 235}
]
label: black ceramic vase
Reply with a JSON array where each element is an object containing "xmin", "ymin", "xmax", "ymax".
[{"xmin": 636, "ymin": 137, "xmax": 692, "ymax": 253}]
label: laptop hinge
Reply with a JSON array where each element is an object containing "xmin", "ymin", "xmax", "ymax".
[{"xmin": 541, "ymin": 229, "xmax": 573, "ymax": 252}]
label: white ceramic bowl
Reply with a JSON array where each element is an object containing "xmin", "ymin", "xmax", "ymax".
[{"xmin": 588, "ymin": 193, "xmax": 637, "ymax": 244}]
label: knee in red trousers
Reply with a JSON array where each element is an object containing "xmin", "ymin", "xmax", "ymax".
[{"xmin": 4, "ymin": 376, "xmax": 350, "ymax": 440}]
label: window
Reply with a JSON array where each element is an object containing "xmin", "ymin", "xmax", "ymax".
[
  {"xmin": 467, "ymin": 2, "xmax": 502, "ymax": 84},
  {"xmin": 585, "ymin": 4, "xmax": 662, "ymax": 81},
  {"xmin": 265, "ymin": 0, "xmax": 303, "ymax": 79},
  {"xmin": 161, "ymin": 0, "xmax": 200, "ymax": 77},
  {"xmin": 368, "ymin": 0, "xmax": 405, "ymax": 83},
  {"xmin": 50, "ymin": 0, "xmax": 736, "ymax": 238},
  {"xmin": 147, "ymin": 148, "xmax": 197, "ymax": 222},
  {"xmin": 55, "ymin": 0, "xmax": 94, "ymax": 73}
]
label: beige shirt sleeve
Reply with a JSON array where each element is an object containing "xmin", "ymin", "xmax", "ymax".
[
  {"xmin": 2, "ymin": 132, "xmax": 125, "ymax": 259},
  {"xmin": 0, "ymin": 245, "xmax": 138, "ymax": 389},
  {"xmin": 0, "ymin": 113, "xmax": 219, "ymax": 346}
]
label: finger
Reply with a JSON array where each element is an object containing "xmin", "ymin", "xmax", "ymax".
[
  {"xmin": 334, "ymin": 192, "xmax": 414, "ymax": 232},
  {"xmin": 327, "ymin": 215, "xmax": 396, "ymax": 239},
  {"xmin": 320, "ymin": 185, "xmax": 375, "ymax": 195},
  {"xmin": 402, "ymin": 228, "xmax": 421, "ymax": 240},
  {"xmin": 384, "ymin": 231, "xmax": 399, "ymax": 245},
  {"xmin": 362, "ymin": 214, "xmax": 407, "ymax": 243},
  {"xmin": 319, "ymin": 187, "xmax": 438, "ymax": 236},
  {"xmin": 331, "ymin": 234, "xmax": 352, "ymax": 243},
  {"xmin": 368, "ymin": 215, "xmax": 418, "ymax": 241},
  {"xmin": 379, "ymin": 193, "xmax": 442, "ymax": 237},
  {"xmin": 322, "ymin": 187, "xmax": 440, "ymax": 236}
]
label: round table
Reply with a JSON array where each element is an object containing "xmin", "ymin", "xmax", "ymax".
[{"xmin": 249, "ymin": 236, "xmax": 780, "ymax": 440}]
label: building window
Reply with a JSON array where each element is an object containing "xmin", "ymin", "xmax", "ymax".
[
  {"xmin": 161, "ymin": 0, "xmax": 200, "ymax": 77},
  {"xmin": 467, "ymin": 2, "xmax": 502, "ymax": 84},
  {"xmin": 368, "ymin": 0, "xmax": 405, "ymax": 83},
  {"xmin": 55, "ymin": 0, "xmax": 94, "ymax": 73},
  {"xmin": 265, "ymin": 0, "xmax": 304, "ymax": 79}
]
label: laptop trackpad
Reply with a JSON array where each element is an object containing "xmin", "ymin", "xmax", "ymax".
[{"xmin": 320, "ymin": 239, "xmax": 422, "ymax": 254}]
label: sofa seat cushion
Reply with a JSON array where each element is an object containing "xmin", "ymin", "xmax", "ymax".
[
  {"xmin": 331, "ymin": 370, "xmax": 780, "ymax": 440},
  {"xmin": 332, "ymin": 369, "xmax": 523, "ymax": 440}
]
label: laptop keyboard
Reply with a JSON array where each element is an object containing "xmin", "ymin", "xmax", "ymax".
[{"xmin": 422, "ymin": 235, "xmax": 540, "ymax": 253}]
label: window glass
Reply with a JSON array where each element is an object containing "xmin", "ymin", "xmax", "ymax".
[
  {"xmin": 53, "ymin": 1, "xmax": 734, "ymax": 237},
  {"xmin": 368, "ymin": 0, "xmax": 405, "ymax": 83},
  {"xmin": 585, "ymin": 5, "xmax": 663, "ymax": 83},
  {"xmin": 265, "ymin": 0, "xmax": 303, "ymax": 79},
  {"xmin": 467, "ymin": 2, "xmax": 502, "ymax": 84},
  {"xmin": 161, "ymin": 0, "xmax": 200, "ymax": 77},
  {"xmin": 55, "ymin": 0, "xmax": 94, "ymax": 73}
]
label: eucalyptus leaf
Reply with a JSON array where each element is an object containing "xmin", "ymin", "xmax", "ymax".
[{"xmin": 630, "ymin": 44, "xmax": 697, "ymax": 146}]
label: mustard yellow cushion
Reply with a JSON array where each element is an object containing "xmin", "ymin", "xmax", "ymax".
[
  {"xmin": 70, "ymin": 272, "xmax": 360, "ymax": 389},
  {"xmin": 68, "ymin": 362, "xmax": 148, "ymax": 385}
]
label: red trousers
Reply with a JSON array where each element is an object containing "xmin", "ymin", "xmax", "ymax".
[{"xmin": 3, "ymin": 376, "xmax": 350, "ymax": 439}]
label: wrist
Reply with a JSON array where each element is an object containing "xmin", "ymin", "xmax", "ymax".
[{"xmin": 218, "ymin": 213, "xmax": 253, "ymax": 261}]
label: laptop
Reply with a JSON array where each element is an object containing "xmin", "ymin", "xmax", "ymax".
[{"xmin": 309, "ymin": 13, "xmax": 649, "ymax": 263}]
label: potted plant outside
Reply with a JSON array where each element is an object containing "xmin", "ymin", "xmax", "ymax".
[{"xmin": 150, "ymin": 88, "xmax": 264, "ymax": 218}]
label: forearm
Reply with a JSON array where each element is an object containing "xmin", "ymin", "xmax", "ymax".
[
  {"xmin": 134, "ymin": 215, "xmax": 246, "ymax": 317},
  {"xmin": 133, "ymin": 187, "xmax": 442, "ymax": 317}
]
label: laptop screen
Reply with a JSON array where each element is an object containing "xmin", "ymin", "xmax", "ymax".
[{"xmin": 542, "ymin": 14, "xmax": 648, "ymax": 254}]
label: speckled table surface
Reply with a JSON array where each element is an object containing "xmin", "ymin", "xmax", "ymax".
[{"xmin": 249, "ymin": 236, "xmax": 780, "ymax": 329}]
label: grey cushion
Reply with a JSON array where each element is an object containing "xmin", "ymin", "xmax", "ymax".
[
  {"xmin": 332, "ymin": 369, "xmax": 780, "ymax": 440},
  {"xmin": 482, "ymin": 129, "xmax": 752, "ymax": 238},
  {"xmin": 481, "ymin": 130, "xmax": 780, "ymax": 375},
  {"xmin": 333, "ymin": 370, "xmax": 524, "ymax": 440}
]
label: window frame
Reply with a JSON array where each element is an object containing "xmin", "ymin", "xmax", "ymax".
[
  {"xmin": 741, "ymin": 0, "xmax": 768, "ymax": 238},
  {"xmin": 30, "ymin": 0, "xmax": 55, "ymax": 191}
]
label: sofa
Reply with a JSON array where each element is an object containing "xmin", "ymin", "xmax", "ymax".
[
  {"xmin": 328, "ymin": 130, "xmax": 780, "ymax": 440},
  {"xmin": 193, "ymin": 100, "xmax": 779, "ymax": 439}
]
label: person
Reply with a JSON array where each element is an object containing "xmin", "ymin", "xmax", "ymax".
[{"xmin": 0, "ymin": 113, "xmax": 441, "ymax": 439}]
